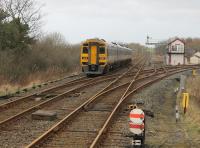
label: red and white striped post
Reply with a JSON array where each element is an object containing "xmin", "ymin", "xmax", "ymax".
[{"xmin": 129, "ymin": 108, "xmax": 145, "ymax": 146}]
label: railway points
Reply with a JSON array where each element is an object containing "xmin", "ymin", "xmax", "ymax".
[
  {"xmin": 22, "ymin": 64, "xmax": 199, "ymax": 148},
  {"xmin": 0, "ymin": 47, "xmax": 199, "ymax": 148}
]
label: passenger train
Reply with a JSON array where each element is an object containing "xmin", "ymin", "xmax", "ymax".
[{"xmin": 80, "ymin": 38, "xmax": 133, "ymax": 75}]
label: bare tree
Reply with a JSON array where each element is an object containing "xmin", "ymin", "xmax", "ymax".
[{"xmin": 1, "ymin": 0, "xmax": 43, "ymax": 37}]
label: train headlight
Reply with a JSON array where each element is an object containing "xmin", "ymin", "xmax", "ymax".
[
  {"xmin": 99, "ymin": 62, "xmax": 105, "ymax": 65},
  {"xmin": 82, "ymin": 57, "xmax": 88, "ymax": 60},
  {"xmin": 99, "ymin": 57, "xmax": 106, "ymax": 60}
]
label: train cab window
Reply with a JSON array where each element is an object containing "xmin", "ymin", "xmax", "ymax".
[
  {"xmin": 99, "ymin": 47, "xmax": 105, "ymax": 54},
  {"xmin": 83, "ymin": 43, "xmax": 88, "ymax": 46},
  {"xmin": 82, "ymin": 47, "xmax": 88, "ymax": 53}
]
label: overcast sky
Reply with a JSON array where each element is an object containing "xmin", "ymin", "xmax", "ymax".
[{"xmin": 39, "ymin": 0, "xmax": 200, "ymax": 44}]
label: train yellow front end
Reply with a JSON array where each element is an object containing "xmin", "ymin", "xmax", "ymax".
[{"xmin": 81, "ymin": 39, "xmax": 107, "ymax": 75}]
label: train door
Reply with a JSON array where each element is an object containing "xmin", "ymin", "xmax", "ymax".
[{"xmin": 90, "ymin": 45, "xmax": 97, "ymax": 65}]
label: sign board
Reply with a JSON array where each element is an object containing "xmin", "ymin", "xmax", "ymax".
[
  {"xmin": 129, "ymin": 108, "xmax": 145, "ymax": 135},
  {"xmin": 192, "ymin": 69, "xmax": 197, "ymax": 76},
  {"xmin": 129, "ymin": 108, "xmax": 145, "ymax": 124},
  {"xmin": 132, "ymin": 139, "xmax": 142, "ymax": 146},
  {"xmin": 129, "ymin": 121, "xmax": 144, "ymax": 135}
]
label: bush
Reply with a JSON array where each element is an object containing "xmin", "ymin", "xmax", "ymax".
[{"xmin": 0, "ymin": 32, "xmax": 80, "ymax": 85}]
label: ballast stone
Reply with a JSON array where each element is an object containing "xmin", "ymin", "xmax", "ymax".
[{"xmin": 32, "ymin": 110, "xmax": 57, "ymax": 121}]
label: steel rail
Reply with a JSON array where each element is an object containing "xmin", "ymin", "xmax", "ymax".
[
  {"xmin": 0, "ymin": 76, "xmax": 87, "ymax": 111},
  {"xmin": 0, "ymin": 71, "xmax": 133, "ymax": 120},
  {"xmin": 25, "ymin": 66, "xmax": 185, "ymax": 148},
  {"xmin": 24, "ymin": 62, "xmax": 146, "ymax": 148},
  {"xmin": 83, "ymin": 66, "xmax": 169, "ymax": 110},
  {"xmin": 0, "ymin": 76, "xmax": 116, "ymax": 127},
  {"xmin": 0, "ymin": 69, "xmax": 129, "ymax": 112}
]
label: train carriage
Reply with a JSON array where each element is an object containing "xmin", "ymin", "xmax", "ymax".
[{"xmin": 80, "ymin": 38, "xmax": 133, "ymax": 75}]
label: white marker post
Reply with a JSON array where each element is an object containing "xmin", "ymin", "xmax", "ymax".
[{"xmin": 129, "ymin": 108, "xmax": 145, "ymax": 147}]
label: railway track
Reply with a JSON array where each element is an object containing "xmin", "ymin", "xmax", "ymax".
[
  {"xmin": 0, "ymin": 63, "xmax": 145, "ymax": 113},
  {"xmin": 0, "ymin": 64, "xmax": 140, "ymax": 125},
  {"xmin": 0, "ymin": 74, "xmax": 85, "ymax": 102},
  {"xmin": 0, "ymin": 64, "xmax": 132, "ymax": 105},
  {"xmin": 23, "ymin": 63, "xmax": 145, "ymax": 148},
  {"xmin": 0, "ymin": 60, "xmax": 145, "ymax": 147},
  {"xmin": 0, "ymin": 60, "xmax": 153, "ymax": 126},
  {"xmin": 0, "ymin": 74, "xmax": 116, "ymax": 122},
  {"xmin": 24, "ymin": 65, "xmax": 198, "ymax": 148},
  {"xmin": 21, "ymin": 64, "xmax": 159, "ymax": 147}
]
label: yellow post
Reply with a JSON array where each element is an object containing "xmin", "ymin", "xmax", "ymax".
[
  {"xmin": 192, "ymin": 69, "xmax": 196, "ymax": 76},
  {"xmin": 182, "ymin": 93, "xmax": 189, "ymax": 114}
]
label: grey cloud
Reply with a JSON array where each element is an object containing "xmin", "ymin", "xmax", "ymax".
[{"xmin": 39, "ymin": 0, "xmax": 200, "ymax": 44}]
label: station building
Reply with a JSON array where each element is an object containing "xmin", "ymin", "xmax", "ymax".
[{"xmin": 166, "ymin": 38, "xmax": 185, "ymax": 65}]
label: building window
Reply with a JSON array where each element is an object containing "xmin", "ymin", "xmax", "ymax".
[
  {"xmin": 175, "ymin": 44, "xmax": 184, "ymax": 52},
  {"xmin": 172, "ymin": 45, "xmax": 176, "ymax": 51}
]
